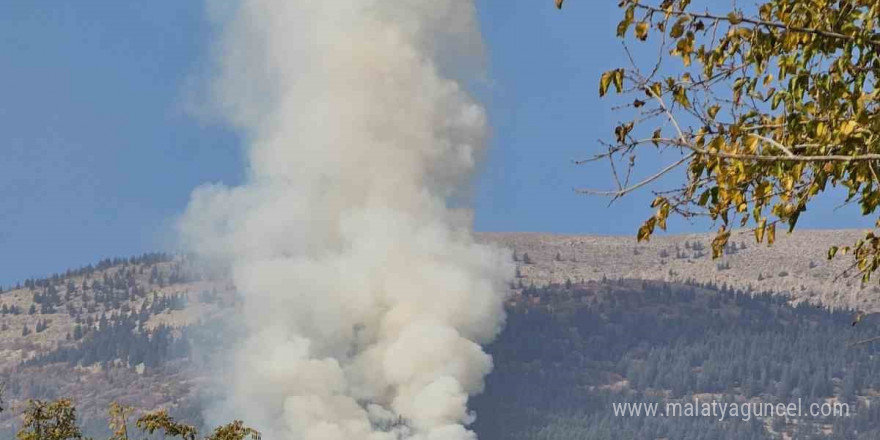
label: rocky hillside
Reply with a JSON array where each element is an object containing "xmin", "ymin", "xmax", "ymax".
[
  {"xmin": 0, "ymin": 254, "xmax": 235, "ymax": 434},
  {"xmin": 0, "ymin": 229, "xmax": 876, "ymax": 436},
  {"xmin": 479, "ymin": 229, "xmax": 880, "ymax": 312}
]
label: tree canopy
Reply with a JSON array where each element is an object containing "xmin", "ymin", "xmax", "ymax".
[
  {"xmin": 1, "ymin": 389, "xmax": 259, "ymax": 440},
  {"xmin": 565, "ymin": 0, "xmax": 880, "ymax": 283}
]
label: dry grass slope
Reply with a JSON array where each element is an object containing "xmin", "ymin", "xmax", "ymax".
[{"xmin": 478, "ymin": 229, "xmax": 880, "ymax": 312}]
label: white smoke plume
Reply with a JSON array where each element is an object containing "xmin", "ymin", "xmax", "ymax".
[{"xmin": 180, "ymin": 1, "xmax": 513, "ymax": 439}]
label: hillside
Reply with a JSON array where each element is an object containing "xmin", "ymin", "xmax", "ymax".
[
  {"xmin": 1, "ymin": 229, "xmax": 879, "ymax": 437},
  {"xmin": 473, "ymin": 279, "xmax": 880, "ymax": 439},
  {"xmin": 479, "ymin": 229, "xmax": 879, "ymax": 312},
  {"xmin": 0, "ymin": 254, "xmax": 234, "ymax": 435}
]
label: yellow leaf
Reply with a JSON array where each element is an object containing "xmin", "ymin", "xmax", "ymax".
[
  {"xmin": 744, "ymin": 135, "xmax": 759, "ymax": 153},
  {"xmin": 617, "ymin": 19, "xmax": 632, "ymax": 37},
  {"xmin": 711, "ymin": 227, "xmax": 731, "ymax": 258},
  {"xmin": 707, "ymin": 105, "xmax": 720, "ymax": 120},
  {"xmin": 673, "ymin": 87, "xmax": 690, "ymax": 109},
  {"xmin": 727, "ymin": 12, "xmax": 743, "ymax": 25},
  {"xmin": 656, "ymin": 201, "xmax": 671, "ymax": 231},
  {"xmin": 617, "ymin": 6, "xmax": 635, "ymax": 37},
  {"xmin": 670, "ymin": 17, "xmax": 688, "ymax": 38},
  {"xmin": 652, "ymin": 129, "xmax": 662, "ymax": 147},
  {"xmin": 635, "ymin": 22, "xmax": 649, "ymax": 41},
  {"xmin": 755, "ymin": 218, "xmax": 766, "ymax": 243},
  {"xmin": 599, "ymin": 71, "xmax": 613, "ymax": 97},
  {"xmin": 708, "ymin": 136, "xmax": 726, "ymax": 152},
  {"xmin": 828, "ymin": 246, "xmax": 838, "ymax": 259},
  {"xmin": 767, "ymin": 223, "xmax": 776, "ymax": 245},
  {"xmin": 840, "ymin": 120, "xmax": 858, "ymax": 136},
  {"xmin": 639, "ymin": 217, "xmax": 657, "ymax": 242},
  {"xmin": 613, "ymin": 69, "xmax": 624, "ymax": 93}
]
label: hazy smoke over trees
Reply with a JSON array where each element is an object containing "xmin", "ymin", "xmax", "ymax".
[{"xmin": 179, "ymin": 1, "xmax": 513, "ymax": 439}]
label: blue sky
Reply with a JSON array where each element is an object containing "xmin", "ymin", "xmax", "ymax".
[{"xmin": 0, "ymin": 1, "xmax": 871, "ymax": 286}]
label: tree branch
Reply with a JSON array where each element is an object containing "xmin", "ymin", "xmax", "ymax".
[
  {"xmin": 575, "ymin": 153, "xmax": 694, "ymax": 198},
  {"xmin": 633, "ymin": 3, "xmax": 880, "ymax": 47}
]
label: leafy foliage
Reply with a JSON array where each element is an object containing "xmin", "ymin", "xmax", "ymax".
[
  {"xmin": 574, "ymin": 0, "xmax": 880, "ymax": 282},
  {"xmin": 107, "ymin": 404, "xmax": 133, "ymax": 440},
  {"xmin": 0, "ymin": 390, "xmax": 259, "ymax": 440},
  {"xmin": 16, "ymin": 400, "xmax": 85, "ymax": 440},
  {"xmin": 204, "ymin": 421, "xmax": 261, "ymax": 440},
  {"xmin": 135, "ymin": 411, "xmax": 198, "ymax": 440}
]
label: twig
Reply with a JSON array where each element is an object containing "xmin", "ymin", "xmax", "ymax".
[
  {"xmin": 848, "ymin": 335, "xmax": 880, "ymax": 347},
  {"xmin": 576, "ymin": 153, "xmax": 694, "ymax": 198}
]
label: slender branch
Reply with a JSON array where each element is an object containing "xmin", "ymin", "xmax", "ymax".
[
  {"xmin": 631, "ymin": 137, "xmax": 880, "ymax": 163},
  {"xmin": 633, "ymin": 3, "xmax": 880, "ymax": 47},
  {"xmin": 645, "ymin": 84, "xmax": 688, "ymax": 145},
  {"xmin": 685, "ymin": 145, "xmax": 880, "ymax": 163},
  {"xmin": 751, "ymin": 134, "xmax": 794, "ymax": 157},
  {"xmin": 582, "ymin": 135, "xmax": 880, "ymax": 164},
  {"xmin": 576, "ymin": 153, "xmax": 694, "ymax": 197},
  {"xmin": 848, "ymin": 335, "xmax": 880, "ymax": 347}
]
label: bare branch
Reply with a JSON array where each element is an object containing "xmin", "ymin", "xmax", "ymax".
[
  {"xmin": 575, "ymin": 153, "xmax": 694, "ymax": 198},
  {"xmin": 848, "ymin": 335, "xmax": 880, "ymax": 348}
]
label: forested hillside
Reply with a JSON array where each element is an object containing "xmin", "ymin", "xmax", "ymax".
[
  {"xmin": 474, "ymin": 280, "xmax": 880, "ymax": 439},
  {"xmin": 2, "ymin": 244, "xmax": 880, "ymax": 438},
  {"xmin": 0, "ymin": 254, "xmax": 234, "ymax": 437}
]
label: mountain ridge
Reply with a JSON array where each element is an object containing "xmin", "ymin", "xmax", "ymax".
[{"xmin": 0, "ymin": 228, "xmax": 877, "ymax": 436}]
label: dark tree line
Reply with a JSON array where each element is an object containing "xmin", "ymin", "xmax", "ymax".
[
  {"xmin": 472, "ymin": 281, "xmax": 880, "ymax": 440},
  {"xmin": 24, "ymin": 312, "xmax": 189, "ymax": 370}
]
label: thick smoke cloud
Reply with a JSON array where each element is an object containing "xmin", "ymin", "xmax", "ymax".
[{"xmin": 180, "ymin": 1, "xmax": 513, "ymax": 438}]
